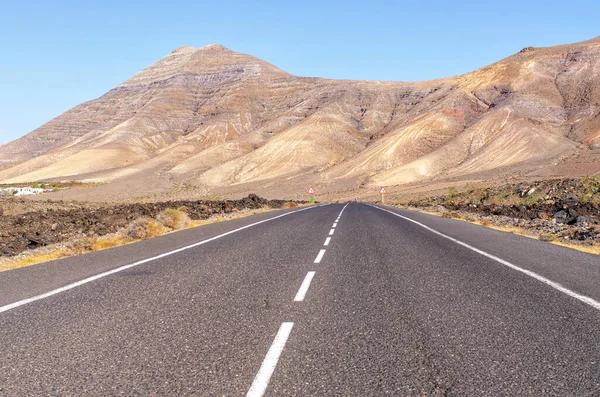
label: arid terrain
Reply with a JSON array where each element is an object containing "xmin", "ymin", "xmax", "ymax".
[
  {"xmin": 0, "ymin": 194, "xmax": 298, "ymax": 262},
  {"xmin": 388, "ymin": 178, "xmax": 600, "ymax": 249},
  {"xmin": 0, "ymin": 38, "xmax": 599, "ymax": 201}
]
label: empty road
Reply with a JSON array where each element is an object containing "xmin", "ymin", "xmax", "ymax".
[{"xmin": 1, "ymin": 203, "xmax": 599, "ymax": 396}]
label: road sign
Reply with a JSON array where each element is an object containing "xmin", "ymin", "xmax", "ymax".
[{"xmin": 307, "ymin": 186, "xmax": 316, "ymax": 203}]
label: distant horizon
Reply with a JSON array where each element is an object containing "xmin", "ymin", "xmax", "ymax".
[{"xmin": 1, "ymin": 0, "xmax": 599, "ymax": 144}]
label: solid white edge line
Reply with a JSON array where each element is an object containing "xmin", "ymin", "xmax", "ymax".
[
  {"xmin": 314, "ymin": 249, "xmax": 326, "ymax": 264},
  {"xmin": 294, "ymin": 271, "xmax": 316, "ymax": 302},
  {"xmin": 368, "ymin": 204, "xmax": 600, "ymax": 311},
  {"xmin": 328, "ymin": 229, "xmax": 335, "ymax": 236},
  {"xmin": 324, "ymin": 237, "xmax": 331, "ymax": 246},
  {"xmin": 0, "ymin": 205, "xmax": 326, "ymax": 315},
  {"xmin": 246, "ymin": 322, "xmax": 294, "ymax": 397}
]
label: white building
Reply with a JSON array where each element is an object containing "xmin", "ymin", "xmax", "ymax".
[{"xmin": 2, "ymin": 187, "xmax": 46, "ymax": 196}]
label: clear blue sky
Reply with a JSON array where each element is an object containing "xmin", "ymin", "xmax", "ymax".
[{"xmin": 1, "ymin": 0, "xmax": 598, "ymax": 144}]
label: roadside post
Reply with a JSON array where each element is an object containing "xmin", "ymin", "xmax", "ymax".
[
  {"xmin": 379, "ymin": 186, "xmax": 387, "ymax": 204},
  {"xmin": 307, "ymin": 186, "xmax": 315, "ymax": 203}
]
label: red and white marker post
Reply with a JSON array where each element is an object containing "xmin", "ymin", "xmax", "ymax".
[
  {"xmin": 379, "ymin": 186, "xmax": 387, "ymax": 204},
  {"xmin": 307, "ymin": 186, "xmax": 316, "ymax": 203}
]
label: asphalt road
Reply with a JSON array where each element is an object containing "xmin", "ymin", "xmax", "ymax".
[{"xmin": 0, "ymin": 203, "xmax": 599, "ymax": 396}]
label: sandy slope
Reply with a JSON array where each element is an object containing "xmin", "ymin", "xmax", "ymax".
[{"xmin": 1, "ymin": 38, "xmax": 600, "ymax": 200}]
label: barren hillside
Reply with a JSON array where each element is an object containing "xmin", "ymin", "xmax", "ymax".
[{"xmin": 1, "ymin": 38, "xmax": 599, "ymax": 201}]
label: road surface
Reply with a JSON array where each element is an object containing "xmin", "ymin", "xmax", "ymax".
[{"xmin": 0, "ymin": 203, "xmax": 599, "ymax": 396}]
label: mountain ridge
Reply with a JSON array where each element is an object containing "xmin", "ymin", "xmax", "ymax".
[{"xmin": 1, "ymin": 38, "xmax": 599, "ymax": 201}]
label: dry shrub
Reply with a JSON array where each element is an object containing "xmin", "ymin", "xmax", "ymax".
[
  {"xmin": 539, "ymin": 233, "xmax": 556, "ymax": 242},
  {"xmin": 127, "ymin": 217, "xmax": 167, "ymax": 239},
  {"xmin": 71, "ymin": 237, "xmax": 95, "ymax": 253},
  {"xmin": 442, "ymin": 211, "xmax": 464, "ymax": 220},
  {"xmin": 282, "ymin": 202, "xmax": 298, "ymax": 208},
  {"xmin": 156, "ymin": 208, "xmax": 191, "ymax": 230},
  {"xmin": 479, "ymin": 219, "xmax": 491, "ymax": 227}
]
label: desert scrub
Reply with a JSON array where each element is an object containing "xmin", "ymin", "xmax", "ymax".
[
  {"xmin": 441, "ymin": 211, "xmax": 464, "ymax": 220},
  {"xmin": 539, "ymin": 233, "xmax": 556, "ymax": 242},
  {"xmin": 156, "ymin": 208, "xmax": 191, "ymax": 230},
  {"xmin": 444, "ymin": 186, "xmax": 459, "ymax": 206},
  {"xmin": 461, "ymin": 183, "xmax": 489, "ymax": 205},
  {"xmin": 576, "ymin": 176, "xmax": 600, "ymax": 204},
  {"xmin": 484, "ymin": 185, "xmax": 520, "ymax": 206},
  {"xmin": 523, "ymin": 192, "xmax": 545, "ymax": 207},
  {"xmin": 127, "ymin": 218, "xmax": 167, "ymax": 239}
]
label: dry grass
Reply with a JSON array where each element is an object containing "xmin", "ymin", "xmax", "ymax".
[
  {"xmin": 156, "ymin": 208, "xmax": 191, "ymax": 230},
  {"xmin": 92, "ymin": 236, "xmax": 130, "ymax": 251},
  {"xmin": 0, "ymin": 235, "xmax": 136, "ymax": 272},
  {"xmin": 0, "ymin": 250, "xmax": 70, "ymax": 271},
  {"xmin": 551, "ymin": 241, "xmax": 600, "ymax": 255}
]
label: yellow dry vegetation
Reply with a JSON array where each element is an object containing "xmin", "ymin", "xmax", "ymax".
[
  {"xmin": 0, "ymin": 235, "xmax": 135, "ymax": 272},
  {"xmin": 156, "ymin": 208, "xmax": 191, "ymax": 230},
  {"xmin": 126, "ymin": 218, "xmax": 167, "ymax": 240},
  {"xmin": 550, "ymin": 241, "xmax": 600, "ymax": 255},
  {"xmin": 92, "ymin": 236, "xmax": 130, "ymax": 251},
  {"xmin": 0, "ymin": 250, "xmax": 69, "ymax": 272}
]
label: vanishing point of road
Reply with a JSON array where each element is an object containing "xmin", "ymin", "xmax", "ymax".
[{"xmin": 1, "ymin": 203, "xmax": 599, "ymax": 395}]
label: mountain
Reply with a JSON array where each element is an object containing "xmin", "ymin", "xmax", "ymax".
[{"xmin": 1, "ymin": 38, "xmax": 599, "ymax": 200}]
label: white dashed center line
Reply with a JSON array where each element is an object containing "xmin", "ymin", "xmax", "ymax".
[
  {"xmin": 314, "ymin": 249, "xmax": 326, "ymax": 263},
  {"xmin": 247, "ymin": 322, "xmax": 294, "ymax": 397},
  {"xmin": 294, "ymin": 271, "xmax": 316, "ymax": 302},
  {"xmin": 248, "ymin": 203, "xmax": 350, "ymax": 396}
]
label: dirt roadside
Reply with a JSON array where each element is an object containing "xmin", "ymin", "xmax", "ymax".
[
  {"xmin": 0, "ymin": 194, "xmax": 303, "ymax": 257},
  {"xmin": 386, "ymin": 178, "xmax": 600, "ymax": 253}
]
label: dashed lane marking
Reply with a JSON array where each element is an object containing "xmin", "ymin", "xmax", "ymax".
[
  {"xmin": 246, "ymin": 322, "xmax": 294, "ymax": 397},
  {"xmin": 294, "ymin": 271, "xmax": 316, "ymax": 302},
  {"xmin": 314, "ymin": 249, "xmax": 326, "ymax": 264}
]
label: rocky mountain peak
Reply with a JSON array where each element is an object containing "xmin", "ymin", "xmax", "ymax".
[
  {"xmin": 120, "ymin": 44, "xmax": 287, "ymax": 87},
  {"xmin": 199, "ymin": 44, "xmax": 230, "ymax": 52}
]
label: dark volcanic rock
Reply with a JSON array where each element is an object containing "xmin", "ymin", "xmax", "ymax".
[{"xmin": 0, "ymin": 195, "xmax": 303, "ymax": 257}]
